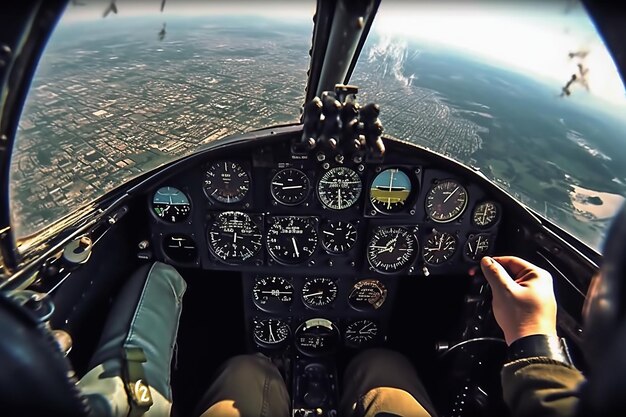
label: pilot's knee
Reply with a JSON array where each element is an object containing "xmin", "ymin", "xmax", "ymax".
[
  {"xmin": 219, "ymin": 353, "xmax": 280, "ymax": 378},
  {"xmin": 347, "ymin": 347, "xmax": 412, "ymax": 370}
]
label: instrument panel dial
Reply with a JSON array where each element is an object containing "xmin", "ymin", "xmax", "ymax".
[
  {"xmin": 317, "ymin": 167, "xmax": 362, "ymax": 210},
  {"xmin": 152, "ymin": 186, "xmax": 191, "ymax": 223},
  {"xmin": 367, "ymin": 226, "xmax": 418, "ymax": 273},
  {"xmin": 253, "ymin": 318, "xmax": 290, "ymax": 348},
  {"xmin": 208, "ymin": 211, "xmax": 262, "ymax": 263},
  {"xmin": 252, "ymin": 276, "xmax": 293, "ymax": 311},
  {"xmin": 294, "ymin": 318, "xmax": 340, "ymax": 356},
  {"xmin": 348, "ymin": 279, "xmax": 387, "ymax": 311},
  {"xmin": 345, "ymin": 319, "xmax": 379, "ymax": 347},
  {"xmin": 464, "ymin": 234, "xmax": 491, "ymax": 262},
  {"xmin": 204, "ymin": 161, "xmax": 250, "ymax": 204},
  {"xmin": 301, "ymin": 277, "xmax": 338, "ymax": 309},
  {"xmin": 320, "ymin": 220, "xmax": 358, "ymax": 254},
  {"xmin": 472, "ymin": 201, "xmax": 499, "ymax": 228},
  {"xmin": 163, "ymin": 234, "xmax": 197, "ymax": 263},
  {"xmin": 425, "ymin": 180, "xmax": 468, "ymax": 223},
  {"xmin": 370, "ymin": 168, "xmax": 413, "ymax": 213},
  {"xmin": 423, "ymin": 230, "xmax": 457, "ymax": 265},
  {"xmin": 270, "ymin": 168, "xmax": 310, "ymax": 206},
  {"xmin": 266, "ymin": 216, "xmax": 318, "ymax": 264}
]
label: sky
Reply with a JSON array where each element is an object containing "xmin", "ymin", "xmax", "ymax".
[
  {"xmin": 371, "ymin": 1, "xmax": 626, "ymax": 108},
  {"xmin": 62, "ymin": 0, "xmax": 625, "ymax": 108}
]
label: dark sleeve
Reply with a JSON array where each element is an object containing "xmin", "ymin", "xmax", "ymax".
[{"xmin": 501, "ymin": 357, "xmax": 585, "ymax": 417}]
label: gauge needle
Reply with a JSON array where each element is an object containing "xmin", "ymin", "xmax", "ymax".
[
  {"xmin": 292, "ymin": 237, "xmax": 300, "ymax": 257},
  {"xmin": 272, "ymin": 182, "xmax": 284, "ymax": 186},
  {"xmin": 337, "ymin": 189, "xmax": 342, "ymax": 208},
  {"xmin": 269, "ymin": 323, "xmax": 275, "ymax": 342},
  {"xmin": 388, "ymin": 170, "xmax": 395, "ymax": 192},
  {"xmin": 323, "ymin": 231, "xmax": 334, "ymax": 236},
  {"xmin": 233, "ymin": 231, "xmax": 238, "ymax": 243},
  {"xmin": 303, "ymin": 291, "xmax": 323, "ymax": 298},
  {"xmin": 283, "ymin": 185, "xmax": 303, "ymax": 190},
  {"xmin": 443, "ymin": 187, "xmax": 459, "ymax": 203}
]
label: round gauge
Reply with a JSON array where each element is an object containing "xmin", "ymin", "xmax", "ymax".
[
  {"xmin": 317, "ymin": 167, "xmax": 362, "ymax": 210},
  {"xmin": 423, "ymin": 231, "xmax": 457, "ymax": 265},
  {"xmin": 302, "ymin": 278, "xmax": 338, "ymax": 309},
  {"xmin": 253, "ymin": 318, "xmax": 290, "ymax": 348},
  {"xmin": 266, "ymin": 217, "xmax": 318, "ymax": 264},
  {"xmin": 320, "ymin": 221, "xmax": 357, "ymax": 254},
  {"xmin": 203, "ymin": 161, "xmax": 250, "ymax": 204},
  {"xmin": 425, "ymin": 180, "xmax": 468, "ymax": 223},
  {"xmin": 294, "ymin": 318, "xmax": 340, "ymax": 356},
  {"xmin": 208, "ymin": 211, "xmax": 262, "ymax": 263},
  {"xmin": 348, "ymin": 279, "xmax": 387, "ymax": 311},
  {"xmin": 367, "ymin": 226, "xmax": 418, "ymax": 273},
  {"xmin": 163, "ymin": 234, "xmax": 197, "ymax": 263},
  {"xmin": 152, "ymin": 186, "xmax": 191, "ymax": 223},
  {"xmin": 252, "ymin": 276, "xmax": 294, "ymax": 312},
  {"xmin": 271, "ymin": 168, "xmax": 310, "ymax": 206},
  {"xmin": 472, "ymin": 201, "xmax": 499, "ymax": 228},
  {"xmin": 464, "ymin": 234, "xmax": 491, "ymax": 262},
  {"xmin": 345, "ymin": 319, "xmax": 379, "ymax": 347},
  {"xmin": 370, "ymin": 168, "xmax": 413, "ymax": 213}
]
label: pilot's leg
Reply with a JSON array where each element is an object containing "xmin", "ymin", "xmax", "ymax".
[
  {"xmin": 77, "ymin": 262, "xmax": 187, "ymax": 417},
  {"xmin": 341, "ymin": 348, "xmax": 438, "ymax": 417},
  {"xmin": 193, "ymin": 353, "xmax": 290, "ymax": 417}
]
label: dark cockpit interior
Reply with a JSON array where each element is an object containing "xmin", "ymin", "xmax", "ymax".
[{"xmin": 1, "ymin": 1, "xmax": 625, "ymax": 417}]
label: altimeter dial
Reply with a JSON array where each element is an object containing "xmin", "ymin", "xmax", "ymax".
[
  {"xmin": 208, "ymin": 211, "xmax": 262, "ymax": 263},
  {"xmin": 367, "ymin": 226, "xmax": 417, "ymax": 273}
]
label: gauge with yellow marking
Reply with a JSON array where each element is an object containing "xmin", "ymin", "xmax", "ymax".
[{"xmin": 370, "ymin": 168, "xmax": 412, "ymax": 213}]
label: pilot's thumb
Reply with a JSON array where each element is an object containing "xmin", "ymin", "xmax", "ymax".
[{"xmin": 480, "ymin": 257, "xmax": 515, "ymax": 294}]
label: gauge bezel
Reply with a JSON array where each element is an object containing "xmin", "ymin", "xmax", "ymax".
[
  {"xmin": 471, "ymin": 200, "xmax": 500, "ymax": 229},
  {"xmin": 301, "ymin": 277, "xmax": 339, "ymax": 309},
  {"xmin": 202, "ymin": 160, "xmax": 252, "ymax": 207},
  {"xmin": 368, "ymin": 167, "xmax": 417, "ymax": 215},
  {"xmin": 348, "ymin": 279, "xmax": 388, "ymax": 311},
  {"xmin": 344, "ymin": 319, "xmax": 380, "ymax": 348},
  {"xmin": 463, "ymin": 233, "xmax": 492, "ymax": 262},
  {"xmin": 270, "ymin": 167, "xmax": 311, "ymax": 206},
  {"xmin": 253, "ymin": 318, "xmax": 291, "ymax": 349},
  {"xmin": 252, "ymin": 275, "xmax": 294, "ymax": 312},
  {"xmin": 320, "ymin": 220, "xmax": 358, "ymax": 255},
  {"xmin": 294, "ymin": 318, "xmax": 340, "ymax": 356},
  {"xmin": 366, "ymin": 225, "xmax": 419, "ymax": 274},
  {"xmin": 423, "ymin": 230, "xmax": 458, "ymax": 266},
  {"xmin": 150, "ymin": 185, "xmax": 192, "ymax": 224},
  {"xmin": 162, "ymin": 233, "xmax": 198, "ymax": 264},
  {"xmin": 266, "ymin": 216, "xmax": 319, "ymax": 265},
  {"xmin": 316, "ymin": 166, "xmax": 363, "ymax": 210},
  {"xmin": 207, "ymin": 211, "xmax": 263, "ymax": 265},
  {"xmin": 424, "ymin": 179, "xmax": 469, "ymax": 223}
]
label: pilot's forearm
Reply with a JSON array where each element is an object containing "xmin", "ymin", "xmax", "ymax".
[{"xmin": 501, "ymin": 357, "xmax": 585, "ymax": 417}]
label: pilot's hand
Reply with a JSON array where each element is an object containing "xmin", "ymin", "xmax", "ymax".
[{"xmin": 480, "ymin": 256, "xmax": 557, "ymax": 345}]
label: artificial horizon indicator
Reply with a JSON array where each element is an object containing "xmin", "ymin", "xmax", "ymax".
[
  {"xmin": 369, "ymin": 168, "xmax": 412, "ymax": 213},
  {"xmin": 152, "ymin": 186, "xmax": 191, "ymax": 223}
]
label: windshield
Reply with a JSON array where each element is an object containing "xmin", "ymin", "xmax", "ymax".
[
  {"xmin": 10, "ymin": 1, "xmax": 313, "ymax": 241},
  {"xmin": 351, "ymin": 1, "xmax": 626, "ymax": 251}
]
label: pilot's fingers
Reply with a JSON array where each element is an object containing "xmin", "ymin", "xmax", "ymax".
[
  {"xmin": 481, "ymin": 256, "xmax": 515, "ymax": 293},
  {"xmin": 492, "ymin": 256, "xmax": 541, "ymax": 276}
]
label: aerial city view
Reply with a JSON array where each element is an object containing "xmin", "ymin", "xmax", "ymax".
[{"xmin": 10, "ymin": 4, "xmax": 626, "ymax": 250}]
